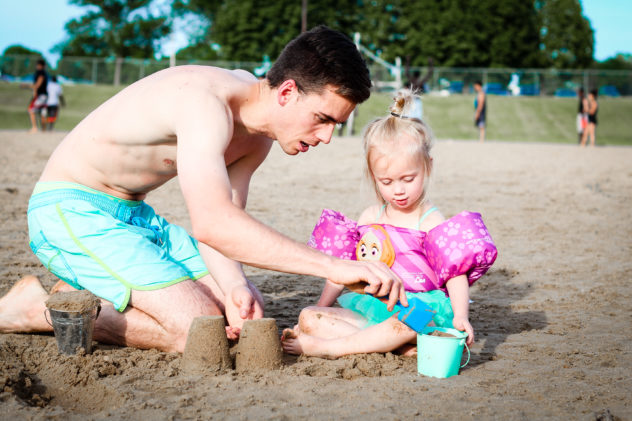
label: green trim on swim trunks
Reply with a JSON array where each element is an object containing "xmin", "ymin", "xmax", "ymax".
[
  {"xmin": 34, "ymin": 182, "xmax": 141, "ymax": 206},
  {"xmin": 191, "ymin": 271, "xmax": 210, "ymax": 280},
  {"xmin": 46, "ymin": 250, "xmax": 61, "ymax": 271},
  {"xmin": 55, "ymin": 204, "xmax": 198, "ymax": 312}
]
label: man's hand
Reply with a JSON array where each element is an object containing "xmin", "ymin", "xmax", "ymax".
[
  {"xmin": 225, "ymin": 284, "xmax": 264, "ymax": 330},
  {"xmin": 326, "ymin": 259, "xmax": 407, "ymax": 312},
  {"xmin": 452, "ymin": 316, "xmax": 474, "ymax": 346}
]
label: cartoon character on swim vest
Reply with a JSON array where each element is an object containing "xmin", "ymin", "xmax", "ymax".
[
  {"xmin": 356, "ymin": 224, "xmax": 395, "ymax": 266},
  {"xmin": 347, "ymin": 225, "xmax": 396, "ymax": 294}
]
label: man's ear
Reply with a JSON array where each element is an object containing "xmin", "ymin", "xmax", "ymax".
[{"xmin": 277, "ymin": 79, "xmax": 299, "ymax": 106}]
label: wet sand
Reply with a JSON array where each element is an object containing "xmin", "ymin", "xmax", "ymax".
[{"xmin": 0, "ymin": 131, "xmax": 630, "ymax": 419}]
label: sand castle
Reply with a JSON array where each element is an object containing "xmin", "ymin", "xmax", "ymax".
[{"xmin": 183, "ymin": 316, "xmax": 283, "ymax": 373}]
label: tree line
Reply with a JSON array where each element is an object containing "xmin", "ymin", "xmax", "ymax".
[{"xmin": 3, "ymin": 0, "xmax": 631, "ymax": 71}]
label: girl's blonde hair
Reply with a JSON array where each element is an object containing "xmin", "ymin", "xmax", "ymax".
[{"xmin": 362, "ymin": 89, "xmax": 435, "ymax": 206}]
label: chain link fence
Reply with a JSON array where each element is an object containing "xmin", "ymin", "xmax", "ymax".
[{"xmin": 2, "ymin": 54, "xmax": 631, "ymax": 97}]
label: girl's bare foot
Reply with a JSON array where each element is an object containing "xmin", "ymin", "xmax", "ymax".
[
  {"xmin": 396, "ymin": 343, "xmax": 417, "ymax": 357},
  {"xmin": 0, "ymin": 275, "xmax": 51, "ymax": 333},
  {"xmin": 281, "ymin": 327, "xmax": 336, "ymax": 359}
]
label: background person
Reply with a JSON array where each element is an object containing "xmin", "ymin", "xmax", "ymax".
[
  {"xmin": 576, "ymin": 88, "xmax": 588, "ymax": 143},
  {"xmin": 473, "ymin": 81, "xmax": 486, "ymax": 143},
  {"xmin": 25, "ymin": 59, "xmax": 48, "ymax": 133},
  {"xmin": 580, "ymin": 90, "xmax": 598, "ymax": 147},
  {"xmin": 44, "ymin": 75, "xmax": 65, "ymax": 131}
]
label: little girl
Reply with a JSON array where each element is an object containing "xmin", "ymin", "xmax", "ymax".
[{"xmin": 282, "ymin": 90, "xmax": 497, "ymax": 358}]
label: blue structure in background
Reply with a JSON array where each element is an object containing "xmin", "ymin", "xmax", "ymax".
[
  {"xmin": 554, "ymin": 88, "xmax": 577, "ymax": 97},
  {"xmin": 485, "ymin": 82, "xmax": 508, "ymax": 95},
  {"xmin": 599, "ymin": 85, "xmax": 620, "ymax": 97}
]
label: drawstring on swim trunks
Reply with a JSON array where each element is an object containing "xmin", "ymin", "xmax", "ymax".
[{"xmin": 130, "ymin": 216, "xmax": 163, "ymax": 245}]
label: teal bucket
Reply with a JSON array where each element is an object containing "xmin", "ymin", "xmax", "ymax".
[{"xmin": 417, "ymin": 326, "xmax": 470, "ymax": 378}]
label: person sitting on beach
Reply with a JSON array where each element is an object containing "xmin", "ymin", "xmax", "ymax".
[
  {"xmin": 282, "ymin": 90, "xmax": 497, "ymax": 358},
  {"xmin": 0, "ymin": 26, "xmax": 408, "ymax": 353}
]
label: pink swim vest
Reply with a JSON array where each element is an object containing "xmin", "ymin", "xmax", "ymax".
[{"xmin": 307, "ymin": 209, "xmax": 498, "ymax": 293}]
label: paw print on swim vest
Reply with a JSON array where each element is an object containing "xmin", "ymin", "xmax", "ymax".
[
  {"xmin": 340, "ymin": 251, "xmax": 353, "ymax": 260},
  {"xmin": 462, "ymin": 229, "xmax": 474, "ymax": 240},
  {"xmin": 333, "ymin": 234, "xmax": 349, "ymax": 249},
  {"xmin": 321, "ymin": 236, "xmax": 331, "ymax": 249},
  {"xmin": 435, "ymin": 235, "xmax": 447, "ymax": 248},
  {"xmin": 444, "ymin": 240, "xmax": 465, "ymax": 261},
  {"xmin": 445, "ymin": 221, "xmax": 461, "ymax": 237}
]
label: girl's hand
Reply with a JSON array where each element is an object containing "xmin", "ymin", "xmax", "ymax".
[{"xmin": 453, "ymin": 316, "xmax": 474, "ymax": 346}]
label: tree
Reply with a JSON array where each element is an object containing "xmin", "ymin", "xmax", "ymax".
[
  {"xmin": 594, "ymin": 54, "xmax": 632, "ymax": 71},
  {"xmin": 172, "ymin": 0, "xmax": 398, "ymax": 62},
  {"xmin": 54, "ymin": 0, "xmax": 172, "ymax": 58},
  {"xmin": 1, "ymin": 45, "xmax": 49, "ymax": 77},
  {"xmin": 536, "ymin": 0, "xmax": 594, "ymax": 68},
  {"xmin": 392, "ymin": 0, "xmax": 544, "ymax": 69},
  {"xmin": 2, "ymin": 45, "xmax": 45, "ymax": 58},
  {"xmin": 176, "ymin": 42, "xmax": 220, "ymax": 61}
]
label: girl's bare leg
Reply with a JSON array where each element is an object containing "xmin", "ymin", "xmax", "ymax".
[
  {"xmin": 282, "ymin": 315, "xmax": 416, "ymax": 358},
  {"xmin": 297, "ymin": 306, "xmax": 368, "ymax": 339}
]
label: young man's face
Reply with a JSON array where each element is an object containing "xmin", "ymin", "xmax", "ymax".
[{"xmin": 275, "ymin": 84, "xmax": 356, "ymax": 155}]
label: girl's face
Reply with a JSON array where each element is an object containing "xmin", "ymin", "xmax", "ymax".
[{"xmin": 370, "ymin": 145, "xmax": 426, "ymax": 213}]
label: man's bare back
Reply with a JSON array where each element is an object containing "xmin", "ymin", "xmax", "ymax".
[{"xmin": 40, "ymin": 66, "xmax": 271, "ymax": 201}]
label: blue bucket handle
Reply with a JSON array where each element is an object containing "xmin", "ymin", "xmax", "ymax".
[
  {"xmin": 461, "ymin": 343, "xmax": 470, "ymax": 368},
  {"xmin": 44, "ymin": 308, "xmax": 52, "ymax": 327}
]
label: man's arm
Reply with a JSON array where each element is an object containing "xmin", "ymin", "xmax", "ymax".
[
  {"xmin": 175, "ymin": 95, "xmax": 406, "ymax": 310},
  {"xmin": 196, "ymin": 141, "xmax": 271, "ymax": 326}
]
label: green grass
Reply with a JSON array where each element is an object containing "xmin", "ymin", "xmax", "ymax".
[
  {"xmin": 0, "ymin": 82, "xmax": 630, "ymax": 145},
  {"xmin": 355, "ymin": 92, "xmax": 632, "ymax": 145}
]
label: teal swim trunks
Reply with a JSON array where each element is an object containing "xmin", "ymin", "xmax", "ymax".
[
  {"xmin": 27, "ymin": 182, "xmax": 209, "ymax": 312},
  {"xmin": 337, "ymin": 290, "xmax": 454, "ymax": 328}
]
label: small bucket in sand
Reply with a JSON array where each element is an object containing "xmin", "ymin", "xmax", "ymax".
[
  {"xmin": 44, "ymin": 291, "xmax": 101, "ymax": 355},
  {"xmin": 417, "ymin": 326, "xmax": 470, "ymax": 378}
]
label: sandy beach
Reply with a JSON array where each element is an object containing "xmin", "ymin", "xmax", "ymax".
[{"xmin": 0, "ymin": 130, "xmax": 630, "ymax": 420}]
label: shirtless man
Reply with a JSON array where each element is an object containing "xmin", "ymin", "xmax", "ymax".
[{"xmin": 0, "ymin": 26, "xmax": 407, "ymax": 352}]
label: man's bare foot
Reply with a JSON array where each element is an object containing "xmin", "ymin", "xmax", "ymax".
[
  {"xmin": 28, "ymin": 127, "xmax": 38, "ymax": 134},
  {"xmin": 0, "ymin": 275, "xmax": 51, "ymax": 333},
  {"xmin": 50, "ymin": 280, "xmax": 76, "ymax": 294}
]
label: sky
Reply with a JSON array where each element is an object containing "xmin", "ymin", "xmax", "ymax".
[{"xmin": 0, "ymin": 0, "xmax": 630, "ymax": 66}]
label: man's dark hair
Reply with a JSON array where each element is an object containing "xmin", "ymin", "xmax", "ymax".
[
  {"xmin": 474, "ymin": 80, "xmax": 482, "ymax": 86},
  {"xmin": 36, "ymin": 59, "xmax": 46, "ymax": 67},
  {"xmin": 267, "ymin": 25, "xmax": 371, "ymax": 104}
]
